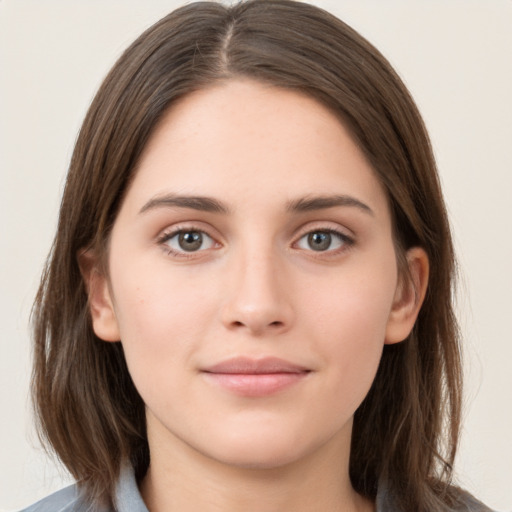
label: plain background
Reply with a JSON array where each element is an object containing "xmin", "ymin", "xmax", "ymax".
[{"xmin": 1, "ymin": 1, "xmax": 511, "ymax": 510}]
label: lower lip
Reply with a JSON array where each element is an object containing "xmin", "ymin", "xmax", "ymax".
[{"xmin": 202, "ymin": 372, "xmax": 309, "ymax": 397}]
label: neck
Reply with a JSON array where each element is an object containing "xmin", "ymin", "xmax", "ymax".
[{"xmin": 140, "ymin": 420, "xmax": 374, "ymax": 512}]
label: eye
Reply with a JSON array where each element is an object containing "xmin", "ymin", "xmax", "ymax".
[
  {"xmin": 160, "ymin": 229, "xmax": 216, "ymax": 254},
  {"xmin": 295, "ymin": 230, "xmax": 352, "ymax": 252}
]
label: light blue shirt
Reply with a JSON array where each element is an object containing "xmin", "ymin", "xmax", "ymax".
[
  {"xmin": 20, "ymin": 465, "xmax": 147, "ymax": 512},
  {"xmin": 20, "ymin": 464, "xmax": 494, "ymax": 512}
]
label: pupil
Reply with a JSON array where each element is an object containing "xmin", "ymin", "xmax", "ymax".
[
  {"xmin": 308, "ymin": 232, "xmax": 331, "ymax": 251},
  {"xmin": 179, "ymin": 231, "xmax": 202, "ymax": 251}
]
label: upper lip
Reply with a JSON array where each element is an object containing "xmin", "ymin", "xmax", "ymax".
[{"xmin": 202, "ymin": 357, "xmax": 310, "ymax": 374}]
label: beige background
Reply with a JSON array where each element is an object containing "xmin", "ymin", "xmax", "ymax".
[{"xmin": 1, "ymin": 1, "xmax": 511, "ymax": 510}]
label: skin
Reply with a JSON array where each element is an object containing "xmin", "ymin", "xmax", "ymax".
[{"xmin": 82, "ymin": 79, "xmax": 428, "ymax": 512}]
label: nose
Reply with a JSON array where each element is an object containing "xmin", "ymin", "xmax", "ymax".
[{"xmin": 220, "ymin": 249, "xmax": 294, "ymax": 336}]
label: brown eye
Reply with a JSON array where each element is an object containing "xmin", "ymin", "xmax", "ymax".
[
  {"xmin": 296, "ymin": 230, "xmax": 351, "ymax": 253},
  {"xmin": 307, "ymin": 232, "xmax": 332, "ymax": 251},
  {"xmin": 178, "ymin": 231, "xmax": 204, "ymax": 251},
  {"xmin": 163, "ymin": 230, "xmax": 215, "ymax": 253}
]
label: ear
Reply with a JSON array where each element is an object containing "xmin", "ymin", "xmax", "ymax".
[
  {"xmin": 385, "ymin": 247, "xmax": 429, "ymax": 345},
  {"xmin": 77, "ymin": 249, "xmax": 120, "ymax": 342}
]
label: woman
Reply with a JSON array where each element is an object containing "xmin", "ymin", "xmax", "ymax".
[{"xmin": 23, "ymin": 1, "xmax": 494, "ymax": 511}]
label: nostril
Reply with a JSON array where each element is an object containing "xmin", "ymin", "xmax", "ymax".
[{"xmin": 229, "ymin": 319, "xmax": 284, "ymax": 330}]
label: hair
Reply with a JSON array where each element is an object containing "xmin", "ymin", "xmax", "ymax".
[{"xmin": 32, "ymin": 1, "xmax": 462, "ymax": 510}]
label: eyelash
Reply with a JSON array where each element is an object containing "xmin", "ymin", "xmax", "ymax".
[
  {"xmin": 156, "ymin": 225, "xmax": 355, "ymax": 259},
  {"xmin": 157, "ymin": 226, "xmax": 218, "ymax": 259},
  {"xmin": 294, "ymin": 228, "xmax": 354, "ymax": 256}
]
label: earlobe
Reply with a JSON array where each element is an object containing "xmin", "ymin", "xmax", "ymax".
[
  {"xmin": 385, "ymin": 247, "xmax": 429, "ymax": 345},
  {"xmin": 77, "ymin": 249, "xmax": 121, "ymax": 342}
]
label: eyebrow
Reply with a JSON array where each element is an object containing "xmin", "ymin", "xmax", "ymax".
[
  {"xmin": 139, "ymin": 194, "xmax": 230, "ymax": 215},
  {"xmin": 286, "ymin": 194, "xmax": 374, "ymax": 215},
  {"xmin": 139, "ymin": 193, "xmax": 373, "ymax": 216}
]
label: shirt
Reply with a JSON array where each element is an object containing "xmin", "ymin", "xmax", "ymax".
[{"xmin": 19, "ymin": 464, "xmax": 495, "ymax": 512}]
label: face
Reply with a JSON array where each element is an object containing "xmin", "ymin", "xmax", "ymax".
[{"xmin": 86, "ymin": 79, "xmax": 425, "ymax": 471}]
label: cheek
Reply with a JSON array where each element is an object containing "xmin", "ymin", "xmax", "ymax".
[
  {"xmin": 108, "ymin": 258, "xmax": 218, "ymax": 379},
  {"xmin": 312, "ymin": 263, "xmax": 397, "ymax": 347},
  {"xmin": 306, "ymin": 259, "xmax": 397, "ymax": 402}
]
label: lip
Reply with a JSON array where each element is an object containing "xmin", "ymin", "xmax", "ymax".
[
  {"xmin": 203, "ymin": 356, "xmax": 310, "ymax": 374},
  {"xmin": 201, "ymin": 356, "xmax": 311, "ymax": 397}
]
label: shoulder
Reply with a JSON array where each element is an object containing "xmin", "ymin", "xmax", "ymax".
[
  {"xmin": 18, "ymin": 483, "xmax": 103, "ymax": 512},
  {"xmin": 452, "ymin": 489, "xmax": 497, "ymax": 512},
  {"xmin": 376, "ymin": 480, "xmax": 497, "ymax": 512},
  {"xmin": 18, "ymin": 465, "xmax": 145, "ymax": 512}
]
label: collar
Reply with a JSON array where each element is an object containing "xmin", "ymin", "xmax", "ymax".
[{"xmin": 113, "ymin": 464, "xmax": 394, "ymax": 512}]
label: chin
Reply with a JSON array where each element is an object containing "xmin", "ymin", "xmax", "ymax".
[
  {"xmin": 212, "ymin": 447, "xmax": 305, "ymax": 471},
  {"xmin": 200, "ymin": 427, "xmax": 323, "ymax": 471}
]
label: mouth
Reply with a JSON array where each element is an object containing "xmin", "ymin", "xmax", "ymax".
[{"xmin": 200, "ymin": 356, "xmax": 311, "ymax": 397}]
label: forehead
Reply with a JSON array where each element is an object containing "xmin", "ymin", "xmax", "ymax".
[{"xmin": 124, "ymin": 79, "xmax": 389, "ymax": 217}]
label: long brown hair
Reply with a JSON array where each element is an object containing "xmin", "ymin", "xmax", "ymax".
[{"xmin": 32, "ymin": 1, "xmax": 462, "ymax": 509}]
